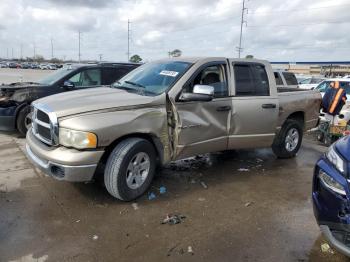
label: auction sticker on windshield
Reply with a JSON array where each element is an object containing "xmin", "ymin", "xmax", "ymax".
[{"xmin": 159, "ymin": 70, "xmax": 179, "ymax": 77}]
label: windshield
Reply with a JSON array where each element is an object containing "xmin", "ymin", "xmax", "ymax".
[
  {"xmin": 113, "ymin": 61, "xmax": 192, "ymax": 96},
  {"xmin": 38, "ymin": 68, "xmax": 74, "ymax": 85}
]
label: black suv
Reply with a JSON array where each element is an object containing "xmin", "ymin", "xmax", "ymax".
[{"xmin": 0, "ymin": 62, "xmax": 139, "ymax": 135}]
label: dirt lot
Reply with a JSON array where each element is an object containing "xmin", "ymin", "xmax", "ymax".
[
  {"xmin": 0, "ymin": 131, "xmax": 348, "ymax": 262},
  {"xmin": 0, "ymin": 68, "xmax": 51, "ymax": 84}
]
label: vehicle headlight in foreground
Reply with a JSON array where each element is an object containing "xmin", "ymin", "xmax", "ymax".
[
  {"xmin": 59, "ymin": 128, "xmax": 97, "ymax": 149},
  {"xmin": 319, "ymin": 169, "xmax": 346, "ymax": 196},
  {"xmin": 326, "ymin": 145, "xmax": 345, "ymax": 174}
]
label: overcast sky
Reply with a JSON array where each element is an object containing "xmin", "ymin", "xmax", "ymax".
[{"xmin": 0, "ymin": 0, "xmax": 349, "ymax": 62}]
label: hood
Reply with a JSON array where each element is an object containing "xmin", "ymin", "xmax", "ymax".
[
  {"xmin": 34, "ymin": 87, "xmax": 159, "ymax": 118},
  {"xmin": 335, "ymin": 135, "xmax": 350, "ymax": 162}
]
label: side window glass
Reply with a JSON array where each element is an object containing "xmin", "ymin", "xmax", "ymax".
[
  {"xmin": 81, "ymin": 69, "xmax": 101, "ymax": 86},
  {"xmin": 102, "ymin": 67, "xmax": 131, "ymax": 85},
  {"xmin": 252, "ymin": 65, "xmax": 269, "ymax": 96},
  {"xmin": 317, "ymin": 82, "xmax": 329, "ymax": 92},
  {"xmin": 234, "ymin": 64, "xmax": 255, "ymax": 96},
  {"xmin": 185, "ymin": 64, "xmax": 228, "ymax": 98},
  {"xmin": 274, "ymin": 72, "xmax": 284, "ymax": 85},
  {"xmin": 282, "ymin": 72, "xmax": 298, "ymax": 86},
  {"xmin": 68, "ymin": 72, "xmax": 82, "ymax": 86}
]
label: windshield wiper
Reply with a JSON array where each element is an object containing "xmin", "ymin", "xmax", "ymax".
[{"xmin": 125, "ymin": 80, "xmax": 146, "ymax": 89}]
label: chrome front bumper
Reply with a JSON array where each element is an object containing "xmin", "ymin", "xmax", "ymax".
[{"xmin": 26, "ymin": 143, "xmax": 97, "ymax": 182}]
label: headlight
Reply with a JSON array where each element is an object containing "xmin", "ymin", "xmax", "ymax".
[
  {"xmin": 326, "ymin": 145, "xmax": 345, "ymax": 174},
  {"xmin": 319, "ymin": 169, "xmax": 346, "ymax": 196},
  {"xmin": 59, "ymin": 128, "xmax": 97, "ymax": 149},
  {"xmin": 0, "ymin": 96, "xmax": 8, "ymax": 101}
]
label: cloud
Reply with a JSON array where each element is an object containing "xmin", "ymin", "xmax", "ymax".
[{"xmin": 0, "ymin": 0, "xmax": 350, "ymax": 61}]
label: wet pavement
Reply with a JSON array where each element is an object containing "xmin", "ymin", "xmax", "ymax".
[{"xmin": 0, "ymin": 131, "xmax": 349, "ymax": 262}]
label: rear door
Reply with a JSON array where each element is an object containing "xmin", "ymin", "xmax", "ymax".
[{"xmin": 228, "ymin": 61, "xmax": 279, "ymax": 149}]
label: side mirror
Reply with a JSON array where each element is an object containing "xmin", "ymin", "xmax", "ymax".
[
  {"xmin": 180, "ymin": 84, "xmax": 214, "ymax": 102},
  {"xmin": 62, "ymin": 80, "xmax": 74, "ymax": 89}
]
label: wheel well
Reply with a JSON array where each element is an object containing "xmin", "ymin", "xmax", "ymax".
[
  {"xmin": 14, "ymin": 103, "xmax": 30, "ymax": 128},
  {"xmin": 286, "ymin": 111, "xmax": 305, "ymax": 127},
  {"xmin": 97, "ymin": 133, "xmax": 163, "ymax": 172}
]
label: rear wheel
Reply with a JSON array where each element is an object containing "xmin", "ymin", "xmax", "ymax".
[
  {"xmin": 104, "ymin": 138, "xmax": 156, "ymax": 201},
  {"xmin": 272, "ymin": 119, "xmax": 303, "ymax": 158},
  {"xmin": 17, "ymin": 106, "xmax": 32, "ymax": 136}
]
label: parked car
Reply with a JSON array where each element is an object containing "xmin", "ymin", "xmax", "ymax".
[
  {"xmin": 39, "ymin": 64, "xmax": 49, "ymax": 70},
  {"xmin": 313, "ymin": 135, "xmax": 350, "ymax": 257},
  {"xmin": 315, "ymin": 78, "xmax": 350, "ymax": 123},
  {"xmin": 25, "ymin": 57, "xmax": 321, "ymax": 201},
  {"xmin": 0, "ymin": 62, "xmax": 7, "ymax": 68},
  {"xmin": 0, "ymin": 62, "xmax": 139, "ymax": 135},
  {"xmin": 47, "ymin": 64, "xmax": 57, "ymax": 70},
  {"xmin": 8, "ymin": 62, "xmax": 20, "ymax": 69},
  {"xmin": 274, "ymin": 70, "xmax": 299, "ymax": 88},
  {"xmin": 299, "ymin": 76, "xmax": 325, "ymax": 89},
  {"xmin": 21, "ymin": 63, "xmax": 31, "ymax": 69}
]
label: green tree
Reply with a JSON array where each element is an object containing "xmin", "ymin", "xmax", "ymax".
[
  {"xmin": 169, "ymin": 49, "xmax": 182, "ymax": 57},
  {"xmin": 245, "ymin": 55, "xmax": 254, "ymax": 59},
  {"xmin": 130, "ymin": 54, "xmax": 142, "ymax": 63}
]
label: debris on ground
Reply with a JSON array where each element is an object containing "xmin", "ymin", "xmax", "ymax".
[
  {"xmin": 200, "ymin": 181, "xmax": 208, "ymax": 189},
  {"xmin": 321, "ymin": 243, "xmax": 334, "ymax": 254},
  {"xmin": 198, "ymin": 197, "xmax": 206, "ymax": 202},
  {"xmin": 188, "ymin": 246, "xmax": 194, "ymax": 255},
  {"xmin": 92, "ymin": 235, "xmax": 99, "ymax": 240},
  {"xmin": 238, "ymin": 168, "xmax": 250, "ymax": 172},
  {"xmin": 148, "ymin": 192, "xmax": 156, "ymax": 200},
  {"xmin": 159, "ymin": 186, "xmax": 167, "ymax": 194},
  {"xmin": 119, "ymin": 208, "xmax": 128, "ymax": 215},
  {"xmin": 161, "ymin": 214, "xmax": 186, "ymax": 225},
  {"xmin": 245, "ymin": 202, "xmax": 253, "ymax": 207},
  {"xmin": 75, "ymin": 219, "xmax": 81, "ymax": 223},
  {"xmin": 131, "ymin": 203, "xmax": 139, "ymax": 210}
]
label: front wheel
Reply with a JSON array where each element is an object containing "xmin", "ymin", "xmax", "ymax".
[
  {"xmin": 272, "ymin": 119, "xmax": 303, "ymax": 158},
  {"xmin": 104, "ymin": 138, "xmax": 156, "ymax": 201},
  {"xmin": 17, "ymin": 106, "xmax": 32, "ymax": 136}
]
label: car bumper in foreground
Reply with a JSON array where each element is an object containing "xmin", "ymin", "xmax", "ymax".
[
  {"xmin": 320, "ymin": 224, "xmax": 350, "ymax": 257},
  {"xmin": 25, "ymin": 130, "xmax": 104, "ymax": 182}
]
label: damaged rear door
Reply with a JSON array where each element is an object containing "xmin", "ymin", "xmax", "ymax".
[{"xmin": 169, "ymin": 60, "xmax": 232, "ymax": 159}]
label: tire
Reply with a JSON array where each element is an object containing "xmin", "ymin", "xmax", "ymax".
[
  {"xmin": 104, "ymin": 138, "xmax": 156, "ymax": 201},
  {"xmin": 316, "ymin": 132, "xmax": 324, "ymax": 142},
  {"xmin": 17, "ymin": 106, "xmax": 32, "ymax": 136},
  {"xmin": 272, "ymin": 119, "xmax": 303, "ymax": 158}
]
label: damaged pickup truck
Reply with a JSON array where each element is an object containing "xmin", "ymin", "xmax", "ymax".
[{"xmin": 25, "ymin": 57, "xmax": 321, "ymax": 201}]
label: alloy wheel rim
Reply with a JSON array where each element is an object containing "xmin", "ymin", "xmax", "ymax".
[
  {"xmin": 285, "ymin": 128, "xmax": 299, "ymax": 152},
  {"xmin": 126, "ymin": 152, "xmax": 150, "ymax": 189}
]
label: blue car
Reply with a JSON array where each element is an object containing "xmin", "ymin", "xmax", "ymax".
[{"xmin": 313, "ymin": 135, "xmax": 350, "ymax": 256}]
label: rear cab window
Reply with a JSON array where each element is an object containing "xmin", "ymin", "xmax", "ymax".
[
  {"xmin": 234, "ymin": 63, "xmax": 270, "ymax": 96},
  {"xmin": 282, "ymin": 72, "xmax": 298, "ymax": 86},
  {"xmin": 274, "ymin": 72, "xmax": 284, "ymax": 86}
]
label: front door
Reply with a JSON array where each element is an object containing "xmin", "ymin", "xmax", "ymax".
[{"xmin": 173, "ymin": 62, "xmax": 232, "ymax": 159}]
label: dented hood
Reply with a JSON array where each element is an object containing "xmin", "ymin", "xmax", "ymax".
[{"xmin": 34, "ymin": 87, "xmax": 159, "ymax": 118}]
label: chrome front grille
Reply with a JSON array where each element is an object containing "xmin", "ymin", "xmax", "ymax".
[{"xmin": 31, "ymin": 103, "xmax": 58, "ymax": 146}]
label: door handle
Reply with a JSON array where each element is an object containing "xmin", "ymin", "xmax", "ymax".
[
  {"xmin": 216, "ymin": 106, "xmax": 231, "ymax": 112},
  {"xmin": 262, "ymin": 104, "xmax": 277, "ymax": 109}
]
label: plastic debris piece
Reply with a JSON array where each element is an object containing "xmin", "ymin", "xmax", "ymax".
[
  {"xmin": 200, "ymin": 181, "xmax": 208, "ymax": 189},
  {"xmin": 92, "ymin": 235, "xmax": 98, "ymax": 240},
  {"xmin": 188, "ymin": 246, "xmax": 194, "ymax": 255},
  {"xmin": 131, "ymin": 203, "xmax": 139, "ymax": 210},
  {"xmin": 75, "ymin": 220, "xmax": 81, "ymax": 223},
  {"xmin": 159, "ymin": 186, "xmax": 167, "ymax": 194},
  {"xmin": 321, "ymin": 243, "xmax": 334, "ymax": 254},
  {"xmin": 238, "ymin": 168, "xmax": 249, "ymax": 172},
  {"xmin": 161, "ymin": 214, "xmax": 186, "ymax": 225},
  {"xmin": 245, "ymin": 202, "xmax": 253, "ymax": 207},
  {"xmin": 198, "ymin": 197, "xmax": 205, "ymax": 202},
  {"xmin": 148, "ymin": 192, "xmax": 156, "ymax": 200}
]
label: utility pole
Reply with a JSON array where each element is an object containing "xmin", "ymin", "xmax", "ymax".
[
  {"xmin": 237, "ymin": 0, "xmax": 248, "ymax": 58},
  {"xmin": 98, "ymin": 54, "xmax": 103, "ymax": 62},
  {"xmin": 127, "ymin": 19, "xmax": 131, "ymax": 62},
  {"xmin": 20, "ymin": 44, "xmax": 23, "ymax": 60},
  {"xmin": 51, "ymin": 38, "xmax": 54, "ymax": 59},
  {"xmin": 33, "ymin": 43, "xmax": 36, "ymax": 60},
  {"xmin": 6, "ymin": 48, "xmax": 8, "ymax": 60},
  {"xmin": 11, "ymin": 48, "xmax": 13, "ymax": 59},
  {"xmin": 78, "ymin": 30, "xmax": 81, "ymax": 63}
]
